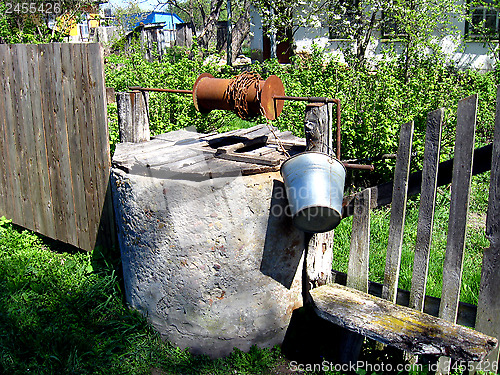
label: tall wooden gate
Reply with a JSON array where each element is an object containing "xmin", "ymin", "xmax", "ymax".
[{"xmin": 0, "ymin": 43, "xmax": 113, "ymax": 252}]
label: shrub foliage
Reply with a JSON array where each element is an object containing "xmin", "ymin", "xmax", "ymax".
[{"xmin": 105, "ymin": 45, "xmax": 498, "ymax": 183}]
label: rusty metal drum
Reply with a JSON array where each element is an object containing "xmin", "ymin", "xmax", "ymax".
[{"xmin": 280, "ymin": 151, "xmax": 346, "ymax": 233}]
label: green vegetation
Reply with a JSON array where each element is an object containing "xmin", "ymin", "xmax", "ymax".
[
  {"xmin": 332, "ymin": 172, "xmax": 491, "ymax": 305},
  {"xmin": 0, "ymin": 218, "xmax": 286, "ymax": 374},
  {"xmin": 105, "ymin": 45, "xmax": 498, "ymax": 182}
]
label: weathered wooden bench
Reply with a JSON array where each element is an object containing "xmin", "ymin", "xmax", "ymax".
[{"xmin": 308, "ymin": 90, "xmax": 500, "ymax": 368}]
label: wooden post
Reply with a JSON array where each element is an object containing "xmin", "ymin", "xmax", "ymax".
[
  {"xmin": 382, "ymin": 121, "xmax": 414, "ymax": 302},
  {"xmin": 474, "ymin": 86, "xmax": 500, "ymax": 370},
  {"xmin": 303, "ymin": 102, "xmax": 366, "ymax": 363},
  {"xmin": 116, "ymin": 91, "xmax": 150, "ymax": 143},
  {"xmin": 410, "ymin": 109, "xmax": 444, "ymax": 311},
  {"xmin": 437, "ymin": 95, "xmax": 477, "ymax": 375},
  {"xmin": 303, "ymin": 103, "xmax": 335, "ymax": 290}
]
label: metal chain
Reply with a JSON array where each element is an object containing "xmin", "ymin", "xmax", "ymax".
[
  {"xmin": 225, "ymin": 71, "xmax": 290, "ymax": 158},
  {"xmin": 224, "ymin": 71, "xmax": 262, "ymax": 119}
]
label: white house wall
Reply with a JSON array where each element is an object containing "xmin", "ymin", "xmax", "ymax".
[{"xmin": 249, "ymin": 9, "xmax": 496, "ymax": 70}]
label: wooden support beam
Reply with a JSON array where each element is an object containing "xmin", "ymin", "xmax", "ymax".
[
  {"xmin": 303, "ymin": 103, "xmax": 335, "ymax": 289},
  {"xmin": 382, "ymin": 121, "xmax": 414, "ymax": 302},
  {"xmin": 410, "ymin": 108, "xmax": 444, "ymax": 311},
  {"xmin": 310, "ymin": 284, "xmax": 498, "ymax": 362},
  {"xmin": 116, "ymin": 91, "xmax": 150, "ymax": 143}
]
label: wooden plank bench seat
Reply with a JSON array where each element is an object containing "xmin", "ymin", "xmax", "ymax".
[{"xmin": 310, "ymin": 283, "xmax": 497, "ymax": 361}]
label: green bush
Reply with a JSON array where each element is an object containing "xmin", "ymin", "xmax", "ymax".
[{"xmin": 105, "ymin": 45, "xmax": 498, "ymax": 182}]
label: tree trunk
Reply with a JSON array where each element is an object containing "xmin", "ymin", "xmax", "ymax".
[
  {"xmin": 230, "ymin": 9, "xmax": 250, "ymax": 61},
  {"xmin": 197, "ymin": 0, "xmax": 225, "ymax": 51}
]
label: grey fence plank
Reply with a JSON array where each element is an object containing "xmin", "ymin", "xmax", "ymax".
[
  {"xmin": 439, "ymin": 95, "xmax": 477, "ymax": 323},
  {"xmin": 60, "ymin": 43, "xmax": 88, "ymax": 250},
  {"xmin": 382, "ymin": 121, "xmax": 414, "ymax": 302},
  {"xmin": 410, "ymin": 108, "xmax": 444, "ymax": 311},
  {"xmin": 0, "ymin": 45, "xmax": 10, "ymax": 217},
  {"xmin": 12, "ymin": 45, "xmax": 37, "ymax": 230},
  {"xmin": 89, "ymin": 43, "xmax": 115, "ymax": 249},
  {"xmin": 475, "ymin": 85, "xmax": 500, "ymax": 367},
  {"xmin": 347, "ymin": 188, "xmax": 371, "ymax": 293},
  {"xmin": 52, "ymin": 43, "xmax": 79, "ymax": 246},
  {"xmin": 39, "ymin": 43, "xmax": 70, "ymax": 242},
  {"xmin": 26, "ymin": 45, "xmax": 54, "ymax": 237},
  {"xmin": 16, "ymin": 45, "xmax": 42, "ymax": 233},
  {"xmin": 3, "ymin": 45, "xmax": 25, "ymax": 226},
  {"xmin": 87, "ymin": 44, "xmax": 112, "ymax": 227},
  {"xmin": 75, "ymin": 43, "xmax": 98, "ymax": 247}
]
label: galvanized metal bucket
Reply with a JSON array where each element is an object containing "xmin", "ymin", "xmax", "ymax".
[{"xmin": 280, "ymin": 152, "xmax": 346, "ymax": 233}]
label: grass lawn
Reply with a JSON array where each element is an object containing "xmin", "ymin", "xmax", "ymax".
[{"xmin": 0, "ymin": 171, "xmax": 492, "ymax": 374}]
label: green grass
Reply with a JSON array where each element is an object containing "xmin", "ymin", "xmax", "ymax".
[
  {"xmin": 332, "ymin": 171, "xmax": 491, "ymax": 305},
  {"xmin": 0, "ymin": 172, "xmax": 492, "ymax": 374},
  {"xmin": 0, "ymin": 219, "xmax": 286, "ymax": 374}
]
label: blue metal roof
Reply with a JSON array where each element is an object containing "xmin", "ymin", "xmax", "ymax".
[{"xmin": 134, "ymin": 12, "xmax": 184, "ymax": 30}]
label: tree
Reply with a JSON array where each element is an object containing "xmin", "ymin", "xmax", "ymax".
[
  {"xmin": 156, "ymin": 0, "xmax": 251, "ymax": 61},
  {"xmin": 0, "ymin": 0, "xmax": 98, "ymax": 44},
  {"xmin": 252, "ymin": 0, "xmax": 464, "ymax": 71}
]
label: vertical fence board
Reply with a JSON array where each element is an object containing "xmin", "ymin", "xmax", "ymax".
[
  {"xmin": 11, "ymin": 45, "xmax": 36, "ymax": 230},
  {"xmin": 76, "ymin": 43, "xmax": 98, "ymax": 247},
  {"xmin": 17, "ymin": 45, "xmax": 42, "ymax": 233},
  {"xmin": 2, "ymin": 45, "xmax": 24, "ymax": 225},
  {"xmin": 39, "ymin": 43, "xmax": 68, "ymax": 242},
  {"xmin": 475, "ymin": 86, "xmax": 500, "ymax": 367},
  {"xmin": 27, "ymin": 45, "xmax": 55, "ymax": 238},
  {"xmin": 0, "ymin": 45, "xmax": 10, "ymax": 217},
  {"xmin": 60, "ymin": 43, "xmax": 89, "ymax": 251},
  {"xmin": 410, "ymin": 109, "xmax": 444, "ymax": 311},
  {"xmin": 51, "ymin": 43, "xmax": 78, "ymax": 246},
  {"xmin": 439, "ymin": 95, "xmax": 477, "ymax": 323},
  {"xmin": 382, "ymin": 121, "xmax": 414, "ymax": 302},
  {"xmin": 0, "ymin": 43, "xmax": 112, "ymax": 251},
  {"xmin": 86, "ymin": 43, "xmax": 111, "ymax": 241},
  {"xmin": 347, "ymin": 188, "xmax": 371, "ymax": 293},
  {"xmin": 90, "ymin": 44, "xmax": 115, "ymax": 249}
]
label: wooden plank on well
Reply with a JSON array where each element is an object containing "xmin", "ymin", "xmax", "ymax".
[
  {"xmin": 475, "ymin": 85, "xmax": 500, "ymax": 367},
  {"xmin": 347, "ymin": 188, "xmax": 371, "ymax": 293},
  {"xmin": 310, "ymin": 284, "xmax": 497, "ymax": 362},
  {"xmin": 439, "ymin": 95, "xmax": 477, "ymax": 323},
  {"xmin": 4, "ymin": 45, "xmax": 27, "ymax": 226},
  {"xmin": 27, "ymin": 45, "xmax": 55, "ymax": 239},
  {"xmin": 75, "ymin": 43, "xmax": 98, "ymax": 249},
  {"xmin": 410, "ymin": 108, "xmax": 444, "ymax": 311},
  {"xmin": 382, "ymin": 121, "xmax": 414, "ymax": 302}
]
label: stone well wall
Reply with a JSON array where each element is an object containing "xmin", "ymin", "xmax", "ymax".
[{"xmin": 111, "ymin": 168, "xmax": 305, "ymax": 357}]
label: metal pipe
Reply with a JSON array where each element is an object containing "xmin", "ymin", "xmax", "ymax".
[
  {"xmin": 128, "ymin": 86, "xmax": 192, "ymax": 94},
  {"xmin": 342, "ymin": 163, "xmax": 375, "ymax": 171}
]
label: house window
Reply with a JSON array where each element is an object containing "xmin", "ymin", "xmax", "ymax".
[
  {"xmin": 327, "ymin": 0, "xmax": 357, "ymax": 39},
  {"xmin": 381, "ymin": 11, "xmax": 406, "ymax": 38},
  {"xmin": 466, "ymin": 0, "xmax": 499, "ymax": 38}
]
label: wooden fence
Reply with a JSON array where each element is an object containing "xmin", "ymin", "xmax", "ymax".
[
  {"xmin": 0, "ymin": 43, "xmax": 113, "ymax": 252},
  {"xmin": 311, "ymin": 90, "xmax": 500, "ymax": 370}
]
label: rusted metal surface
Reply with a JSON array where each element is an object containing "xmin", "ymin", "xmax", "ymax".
[
  {"xmin": 192, "ymin": 72, "xmax": 285, "ymax": 120},
  {"xmin": 129, "ymin": 86, "xmax": 192, "ymax": 94}
]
